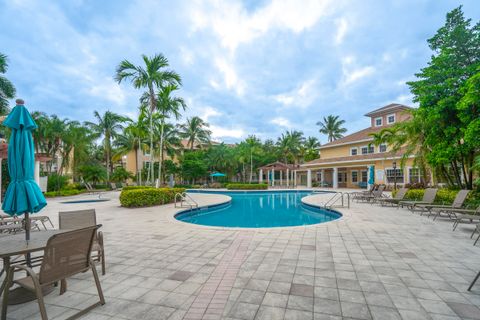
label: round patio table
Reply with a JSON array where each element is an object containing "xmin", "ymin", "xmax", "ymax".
[{"xmin": 0, "ymin": 230, "xmax": 65, "ymax": 305}]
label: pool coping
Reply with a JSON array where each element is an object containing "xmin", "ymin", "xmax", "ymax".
[{"xmin": 169, "ymin": 190, "xmax": 346, "ymax": 231}]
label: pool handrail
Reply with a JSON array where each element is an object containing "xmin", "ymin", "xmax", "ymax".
[{"xmin": 174, "ymin": 192, "xmax": 199, "ymax": 209}]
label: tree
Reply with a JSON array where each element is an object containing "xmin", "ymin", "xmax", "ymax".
[
  {"xmin": 276, "ymin": 130, "xmax": 305, "ymax": 164},
  {"xmin": 111, "ymin": 167, "xmax": 135, "ymax": 183},
  {"xmin": 0, "ymin": 53, "xmax": 16, "ymax": 115},
  {"xmin": 148, "ymin": 84, "xmax": 186, "ymax": 185},
  {"xmin": 85, "ymin": 111, "xmax": 130, "ymax": 181},
  {"xmin": 304, "ymin": 136, "xmax": 321, "ymax": 162},
  {"xmin": 178, "ymin": 116, "xmax": 211, "ymax": 149},
  {"xmin": 78, "ymin": 164, "xmax": 107, "ymax": 186},
  {"xmin": 180, "ymin": 151, "xmax": 208, "ymax": 184},
  {"xmin": 407, "ymin": 6, "xmax": 480, "ymax": 189},
  {"xmin": 115, "ymin": 54, "xmax": 181, "ymax": 185},
  {"xmin": 114, "ymin": 118, "xmax": 148, "ymax": 184},
  {"xmin": 316, "ymin": 115, "xmax": 347, "ymax": 142}
]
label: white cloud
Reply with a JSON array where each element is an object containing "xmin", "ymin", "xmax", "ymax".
[
  {"xmin": 189, "ymin": 0, "xmax": 334, "ymax": 53},
  {"xmin": 274, "ymin": 79, "xmax": 317, "ymax": 108},
  {"xmin": 270, "ymin": 117, "xmax": 292, "ymax": 128},
  {"xmin": 88, "ymin": 78, "xmax": 126, "ymax": 106},
  {"xmin": 214, "ymin": 57, "xmax": 245, "ymax": 96},
  {"xmin": 334, "ymin": 18, "xmax": 348, "ymax": 45},
  {"xmin": 340, "ymin": 56, "xmax": 375, "ymax": 86},
  {"xmin": 201, "ymin": 106, "xmax": 222, "ymax": 121},
  {"xmin": 396, "ymin": 93, "xmax": 415, "ymax": 105},
  {"xmin": 180, "ymin": 46, "xmax": 194, "ymax": 65},
  {"xmin": 210, "ymin": 125, "xmax": 245, "ymax": 139}
]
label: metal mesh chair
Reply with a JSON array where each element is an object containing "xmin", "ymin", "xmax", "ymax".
[
  {"xmin": 1, "ymin": 226, "xmax": 105, "ymax": 320},
  {"xmin": 59, "ymin": 209, "xmax": 105, "ymax": 275}
]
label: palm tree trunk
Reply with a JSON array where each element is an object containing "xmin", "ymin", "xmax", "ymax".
[
  {"xmin": 157, "ymin": 122, "xmax": 165, "ymax": 187},
  {"xmin": 135, "ymin": 146, "xmax": 139, "ymax": 184},
  {"xmin": 249, "ymin": 150, "xmax": 253, "ymax": 183},
  {"xmin": 105, "ymin": 135, "xmax": 110, "ymax": 182},
  {"xmin": 149, "ymin": 87, "xmax": 156, "ymax": 185}
]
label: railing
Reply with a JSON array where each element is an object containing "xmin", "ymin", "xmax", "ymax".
[
  {"xmin": 314, "ymin": 191, "xmax": 350, "ymax": 209},
  {"xmin": 174, "ymin": 192, "xmax": 199, "ymax": 209}
]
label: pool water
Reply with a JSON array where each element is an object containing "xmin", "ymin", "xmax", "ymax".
[{"xmin": 175, "ymin": 191, "xmax": 341, "ymax": 228}]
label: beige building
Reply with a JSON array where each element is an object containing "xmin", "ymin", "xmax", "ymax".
[{"xmin": 296, "ymin": 103, "xmax": 422, "ymax": 189}]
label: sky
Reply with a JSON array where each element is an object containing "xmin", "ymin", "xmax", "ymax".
[{"xmin": 1, "ymin": 0, "xmax": 479, "ymax": 144}]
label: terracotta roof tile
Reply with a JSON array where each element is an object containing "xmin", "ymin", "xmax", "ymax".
[
  {"xmin": 302, "ymin": 149, "xmax": 405, "ymax": 166},
  {"xmin": 320, "ymin": 126, "xmax": 381, "ymax": 148}
]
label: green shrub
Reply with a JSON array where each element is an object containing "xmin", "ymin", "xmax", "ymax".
[
  {"xmin": 122, "ymin": 186, "xmax": 155, "ymax": 191},
  {"xmin": 402, "ymin": 188, "xmax": 473, "ymax": 205},
  {"xmin": 226, "ymin": 183, "xmax": 268, "ymax": 190},
  {"xmin": 119, "ymin": 187, "xmax": 186, "ymax": 208},
  {"xmin": 47, "ymin": 173, "xmax": 70, "ymax": 192},
  {"xmin": 44, "ymin": 189, "xmax": 82, "ymax": 197}
]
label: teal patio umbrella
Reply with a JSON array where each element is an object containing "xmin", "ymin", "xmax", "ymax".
[
  {"xmin": 210, "ymin": 172, "xmax": 226, "ymax": 177},
  {"xmin": 2, "ymin": 99, "xmax": 47, "ymax": 244},
  {"xmin": 368, "ymin": 165, "xmax": 375, "ymax": 189}
]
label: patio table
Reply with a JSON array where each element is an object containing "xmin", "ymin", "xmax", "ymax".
[{"xmin": 0, "ymin": 230, "xmax": 64, "ymax": 304}]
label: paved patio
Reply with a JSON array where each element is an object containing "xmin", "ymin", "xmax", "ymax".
[{"xmin": 3, "ymin": 190, "xmax": 480, "ymax": 320}]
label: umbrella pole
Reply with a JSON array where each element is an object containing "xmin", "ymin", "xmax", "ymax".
[{"xmin": 24, "ymin": 212, "xmax": 31, "ymax": 266}]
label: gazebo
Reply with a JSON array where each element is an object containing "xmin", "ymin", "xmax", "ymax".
[{"xmin": 258, "ymin": 162, "xmax": 299, "ymax": 187}]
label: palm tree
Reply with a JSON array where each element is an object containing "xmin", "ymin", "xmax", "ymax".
[
  {"xmin": 178, "ymin": 116, "xmax": 212, "ymax": 150},
  {"xmin": 115, "ymin": 54, "xmax": 181, "ymax": 184},
  {"xmin": 276, "ymin": 130, "xmax": 305, "ymax": 164},
  {"xmin": 114, "ymin": 120, "xmax": 148, "ymax": 184},
  {"xmin": 158, "ymin": 123, "xmax": 182, "ymax": 183},
  {"xmin": 317, "ymin": 115, "xmax": 347, "ymax": 142},
  {"xmin": 304, "ymin": 136, "xmax": 321, "ymax": 161},
  {"xmin": 244, "ymin": 136, "xmax": 262, "ymax": 183},
  {"xmin": 147, "ymin": 84, "xmax": 186, "ymax": 185},
  {"xmin": 0, "ymin": 53, "xmax": 16, "ymax": 115},
  {"xmin": 85, "ymin": 111, "xmax": 130, "ymax": 181}
]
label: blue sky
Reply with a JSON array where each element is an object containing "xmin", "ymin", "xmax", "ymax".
[{"xmin": 1, "ymin": 0, "xmax": 479, "ymax": 144}]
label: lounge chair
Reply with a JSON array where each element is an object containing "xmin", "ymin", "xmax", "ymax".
[
  {"xmin": 471, "ymin": 223, "xmax": 480, "ymax": 246},
  {"xmin": 451, "ymin": 205, "xmax": 480, "ymax": 231},
  {"xmin": 1, "ymin": 226, "xmax": 105, "ymax": 319},
  {"xmin": 399, "ymin": 188, "xmax": 438, "ymax": 212},
  {"xmin": 0, "ymin": 213, "xmax": 53, "ymax": 231},
  {"xmin": 376, "ymin": 188, "xmax": 409, "ymax": 207},
  {"xmin": 59, "ymin": 209, "xmax": 106, "ymax": 275},
  {"xmin": 0, "ymin": 216, "xmax": 40, "ymax": 233},
  {"xmin": 424, "ymin": 190, "xmax": 470, "ymax": 218},
  {"xmin": 110, "ymin": 182, "xmax": 118, "ymax": 191},
  {"xmin": 355, "ymin": 185, "xmax": 386, "ymax": 203},
  {"xmin": 85, "ymin": 182, "xmax": 102, "ymax": 198}
]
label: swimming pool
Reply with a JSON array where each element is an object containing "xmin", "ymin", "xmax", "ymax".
[{"xmin": 175, "ymin": 191, "xmax": 341, "ymax": 228}]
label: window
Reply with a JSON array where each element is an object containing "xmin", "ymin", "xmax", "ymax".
[
  {"xmin": 351, "ymin": 171, "xmax": 358, "ymax": 183},
  {"xmin": 375, "ymin": 117, "xmax": 383, "ymax": 126},
  {"xmin": 361, "ymin": 145, "xmax": 375, "ymax": 155},
  {"xmin": 387, "ymin": 114, "xmax": 396, "ymax": 124},
  {"xmin": 361, "ymin": 170, "xmax": 368, "ymax": 182},
  {"xmin": 409, "ymin": 168, "xmax": 421, "ymax": 184},
  {"xmin": 386, "ymin": 168, "xmax": 404, "ymax": 183},
  {"xmin": 379, "ymin": 144, "xmax": 387, "ymax": 153},
  {"xmin": 351, "ymin": 148, "xmax": 358, "ymax": 156}
]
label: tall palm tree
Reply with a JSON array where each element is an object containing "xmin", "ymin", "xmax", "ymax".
[
  {"xmin": 244, "ymin": 136, "xmax": 262, "ymax": 183},
  {"xmin": 316, "ymin": 115, "xmax": 347, "ymax": 142},
  {"xmin": 304, "ymin": 136, "xmax": 321, "ymax": 161},
  {"xmin": 85, "ymin": 111, "xmax": 130, "ymax": 181},
  {"xmin": 158, "ymin": 123, "xmax": 182, "ymax": 183},
  {"xmin": 276, "ymin": 130, "xmax": 305, "ymax": 164},
  {"xmin": 178, "ymin": 116, "xmax": 212, "ymax": 150},
  {"xmin": 115, "ymin": 54, "xmax": 181, "ymax": 184},
  {"xmin": 0, "ymin": 53, "xmax": 16, "ymax": 115},
  {"xmin": 146, "ymin": 84, "xmax": 186, "ymax": 185}
]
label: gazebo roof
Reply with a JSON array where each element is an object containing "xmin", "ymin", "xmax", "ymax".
[{"xmin": 259, "ymin": 161, "xmax": 298, "ymax": 171}]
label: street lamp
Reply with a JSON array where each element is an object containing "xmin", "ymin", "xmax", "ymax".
[{"xmin": 392, "ymin": 161, "xmax": 397, "ymax": 190}]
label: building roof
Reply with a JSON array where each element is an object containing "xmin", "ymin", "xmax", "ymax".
[
  {"xmin": 320, "ymin": 126, "xmax": 382, "ymax": 148},
  {"xmin": 259, "ymin": 161, "xmax": 298, "ymax": 171},
  {"xmin": 301, "ymin": 149, "xmax": 406, "ymax": 167},
  {"xmin": 364, "ymin": 103, "xmax": 412, "ymax": 117}
]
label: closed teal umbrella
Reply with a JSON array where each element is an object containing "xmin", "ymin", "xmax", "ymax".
[
  {"xmin": 2, "ymin": 99, "xmax": 47, "ymax": 244},
  {"xmin": 368, "ymin": 165, "xmax": 375, "ymax": 186}
]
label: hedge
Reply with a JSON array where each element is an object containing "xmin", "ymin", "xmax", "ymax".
[
  {"xmin": 44, "ymin": 189, "xmax": 82, "ymax": 197},
  {"xmin": 395, "ymin": 188, "xmax": 479, "ymax": 206},
  {"xmin": 122, "ymin": 186, "xmax": 155, "ymax": 191},
  {"xmin": 120, "ymin": 187, "xmax": 186, "ymax": 208},
  {"xmin": 226, "ymin": 183, "xmax": 268, "ymax": 190}
]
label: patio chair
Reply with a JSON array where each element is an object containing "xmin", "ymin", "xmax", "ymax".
[
  {"xmin": 423, "ymin": 189, "xmax": 470, "ymax": 218},
  {"xmin": 471, "ymin": 223, "xmax": 480, "ymax": 246},
  {"xmin": 85, "ymin": 182, "xmax": 102, "ymax": 198},
  {"xmin": 0, "ymin": 213, "xmax": 53, "ymax": 231},
  {"xmin": 110, "ymin": 182, "xmax": 118, "ymax": 191},
  {"xmin": 59, "ymin": 209, "xmax": 105, "ymax": 275},
  {"xmin": 451, "ymin": 205, "xmax": 480, "ymax": 231},
  {"xmin": 355, "ymin": 185, "xmax": 386, "ymax": 203},
  {"xmin": 376, "ymin": 188, "xmax": 409, "ymax": 207},
  {"xmin": 1, "ymin": 226, "xmax": 105, "ymax": 320},
  {"xmin": 0, "ymin": 216, "xmax": 40, "ymax": 234},
  {"xmin": 398, "ymin": 188, "xmax": 438, "ymax": 212}
]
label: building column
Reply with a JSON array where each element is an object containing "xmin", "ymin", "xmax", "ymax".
[
  {"xmin": 333, "ymin": 167, "xmax": 338, "ymax": 189},
  {"xmin": 280, "ymin": 170, "xmax": 283, "ymax": 186},
  {"xmin": 259, "ymin": 169, "xmax": 263, "ymax": 183},
  {"xmin": 321, "ymin": 169, "xmax": 325, "ymax": 185},
  {"xmin": 271, "ymin": 169, "xmax": 275, "ymax": 187},
  {"xmin": 286, "ymin": 169, "xmax": 289, "ymax": 187},
  {"xmin": 307, "ymin": 169, "xmax": 312, "ymax": 188},
  {"xmin": 34, "ymin": 160, "xmax": 40, "ymax": 186}
]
